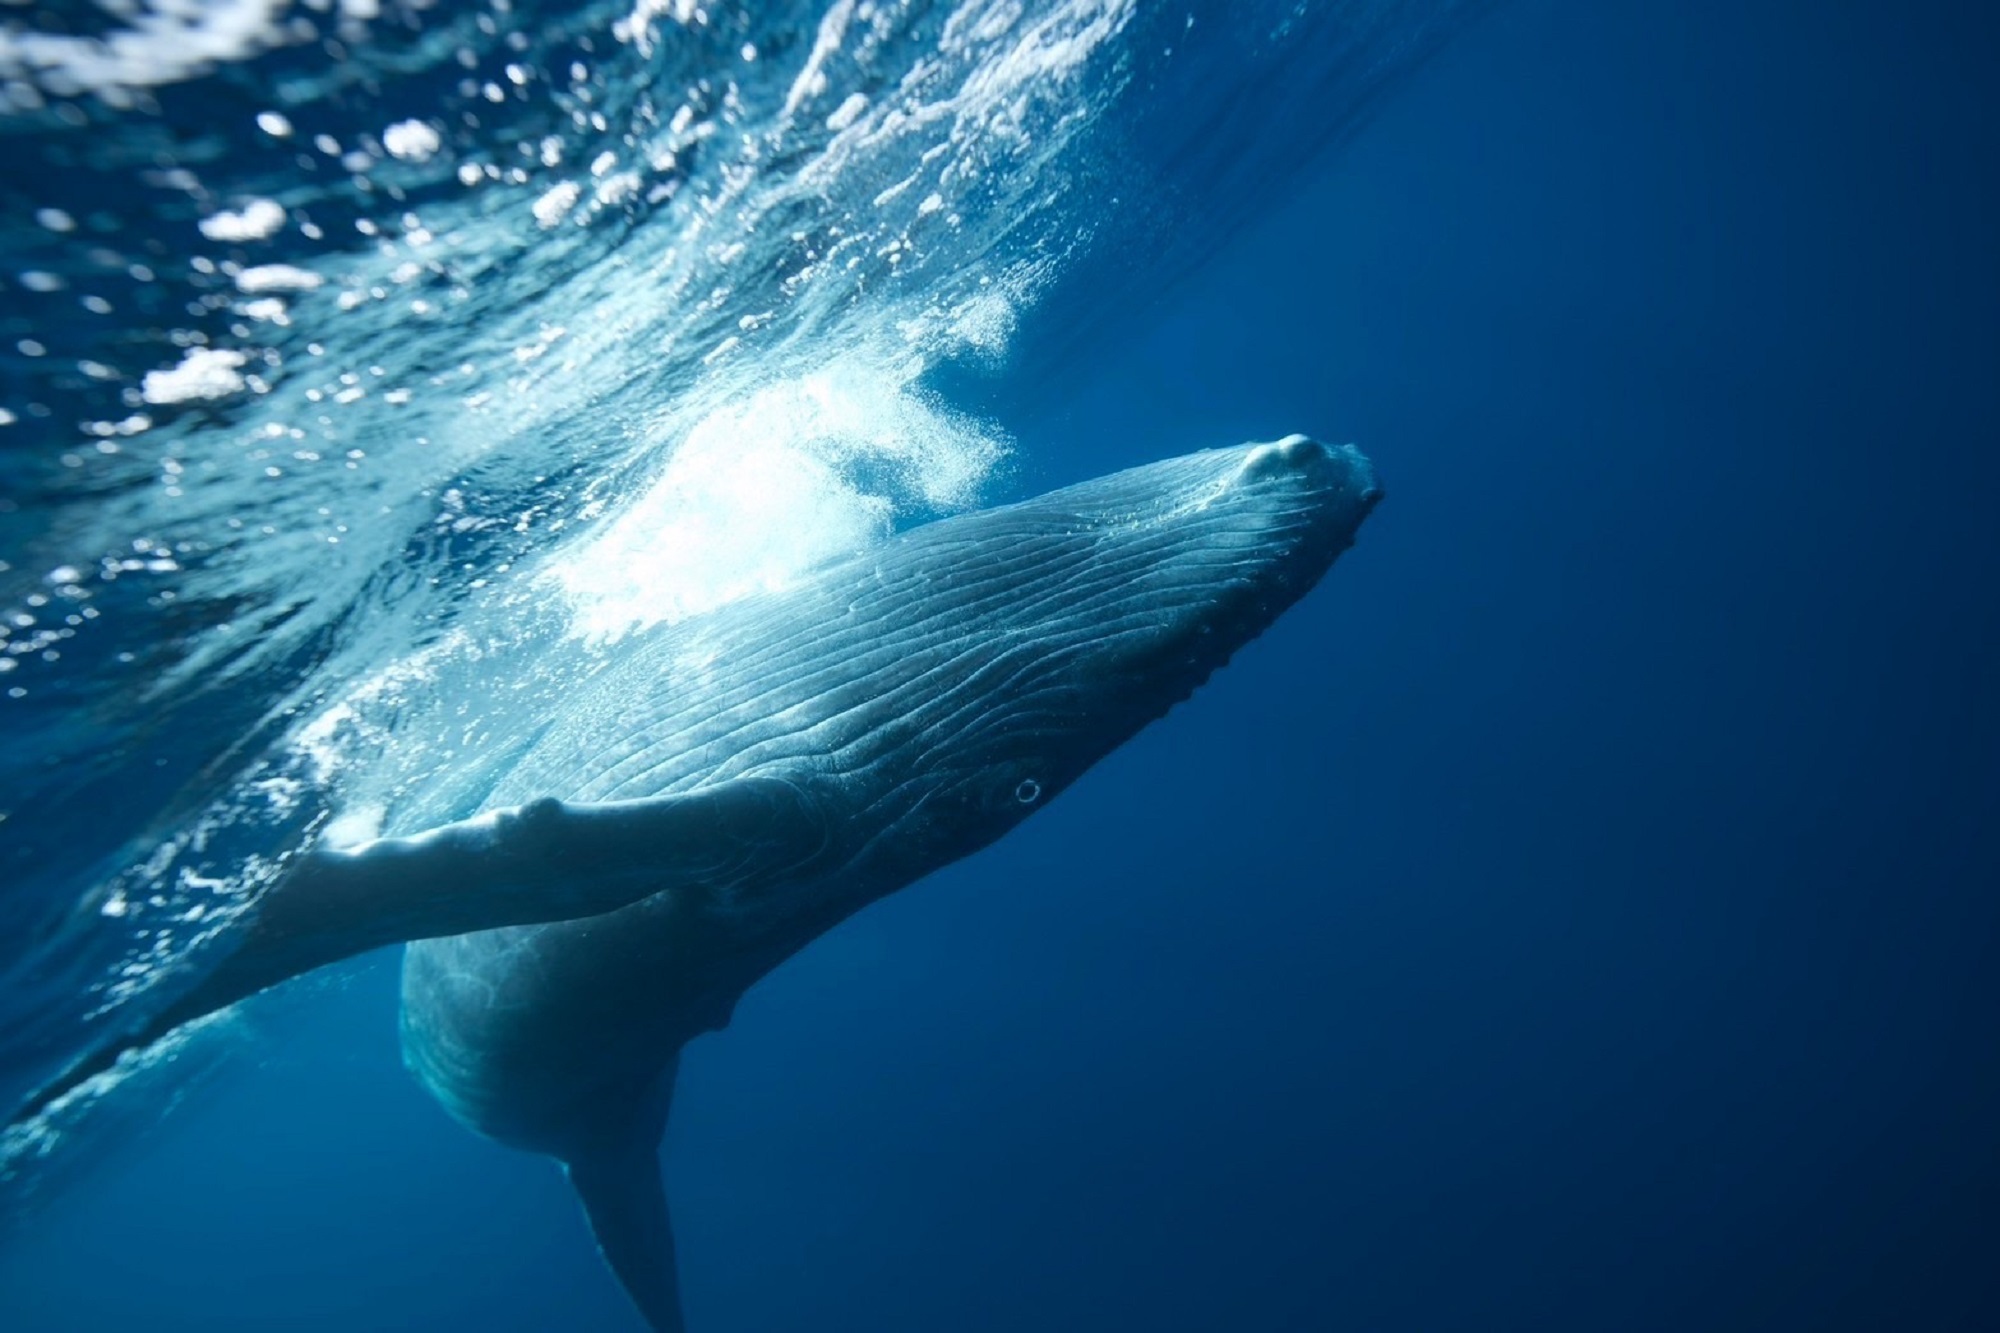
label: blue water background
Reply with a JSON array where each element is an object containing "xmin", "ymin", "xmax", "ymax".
[{"xmin": 4, "ymin": 1, "xmax": 1998, "ymax": 1329}]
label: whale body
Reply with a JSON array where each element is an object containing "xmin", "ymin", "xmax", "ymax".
[{"xmin": 19, "ymin": 435, "xmax": 1380, "ymax": 1331}]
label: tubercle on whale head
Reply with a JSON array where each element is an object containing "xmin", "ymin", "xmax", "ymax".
[{"xmin": 1223, "ymin": 433, "xmax": 1382, "ymax": 561}]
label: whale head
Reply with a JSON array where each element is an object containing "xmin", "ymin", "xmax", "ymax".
[{"xmin": 847, "ymin": 434, "xmax": 1381, "ymax": 862}]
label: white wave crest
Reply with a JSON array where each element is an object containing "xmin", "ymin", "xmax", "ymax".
[{"xmin": 0, "ymin": 0, "xmax": 290, "ymax": 96}]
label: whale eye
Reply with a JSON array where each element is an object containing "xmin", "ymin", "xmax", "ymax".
[{"xmin": 1014, "ymin": 778, "xmax": 1042, "ymax": 805}]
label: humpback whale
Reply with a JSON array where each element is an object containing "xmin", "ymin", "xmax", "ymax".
[{"xmin": 18, "ymin": 435, "xmax": 1380, "ymax": 1331}]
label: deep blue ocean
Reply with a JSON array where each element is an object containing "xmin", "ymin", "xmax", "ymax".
[{"xmin": 3, "ymin": 1, "xmax": 1997, "ymax": 1329}]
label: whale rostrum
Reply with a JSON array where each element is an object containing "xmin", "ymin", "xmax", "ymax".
[{"xmin": 17, "ymin": 436, "xmax": 1382, "ymax": 1331}]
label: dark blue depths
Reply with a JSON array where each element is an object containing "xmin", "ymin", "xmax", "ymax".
[{"xmin": 4, "ymin": 1, "xmax": 1998, "ymax": 1329}]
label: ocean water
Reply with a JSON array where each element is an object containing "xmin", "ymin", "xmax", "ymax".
[{"xmin": 2, "ymin": 1, "xmax": 1997, "ymax": 1329}]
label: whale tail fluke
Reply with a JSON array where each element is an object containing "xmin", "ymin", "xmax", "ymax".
[{"xmin": 567, "ymin": 1125, "xmax": 686, "ymax": 1333}]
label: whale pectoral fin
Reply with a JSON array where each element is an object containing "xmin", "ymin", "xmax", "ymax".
[
  {"xmin": 267, "ymin": 773, "xmax": 827, "ymax": 968},
  {"xmin": 568, "ymin": 1134, "xmax": 686, "ymax": 1333},
  {"xmin": 12, "ymin": 776, "xmax": 827, "ymax": 1125}
]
